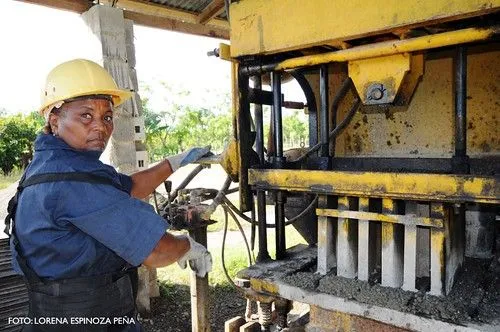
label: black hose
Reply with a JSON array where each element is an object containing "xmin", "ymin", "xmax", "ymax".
[
  {"xmin": 222, "ymin": 195, "xmax": 318, "ymax": 227},
  {"xmin": 294, "ymin": 97, "xmax": 361, "ymax": 162},
  {"xmin": 171, "ymin": 164, "xmax": 205, "ymax": 201},
  {"xmin": 153, "ymin": 191, "xmax": 160, "ymax": 213},
  {"xmin": 221, "ymin": 207, "xmax": 240, "ymax": 291},
  {"xmin": 223, "ymin": 203, "xmax": 253, "ymax": 266}
]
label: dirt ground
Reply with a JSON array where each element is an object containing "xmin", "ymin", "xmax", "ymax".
[{"xmin": 140, "ymin": 284, "xmax": 246, "ymax": 332}]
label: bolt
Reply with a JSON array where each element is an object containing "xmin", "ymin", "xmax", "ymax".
[
  {"xmin": 370, "ymin": 88, "xmax": 384, "ymax": 101},
  {"xmin": 206, "ymin": 48, "xmax": 220, "ymax": 57}
]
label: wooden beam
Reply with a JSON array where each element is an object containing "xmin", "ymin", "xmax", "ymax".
[
  {"xmin": 124, "ymin": 11, "xmax": 229, "ymax": 40},
  {"xmin": 197, "ymin": 0, "xmax": 225, "ymax": 24},
  {"xmin": 17, "ymin": 0, "xmax": 229, "ymax": 39},
  {"xmin": 102, "ymin": 0, "xmax": 229, "ymax": 29},
  {"xmin": 16, "ymin": 0, "xmax": 92, "ymax": 13}
]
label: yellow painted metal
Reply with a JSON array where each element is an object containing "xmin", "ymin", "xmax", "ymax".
[
  {"xmin": 336, "ymin": 45, "xmax": 499, "ymax": 157},
  {"xmin": 221, "ymin": 62, "xmax": 241, "ymax": 182},
  {"xmin": 395, "ymin": 53, "xmax": 424, "ymax": 105},
  {"xmin": 271, "ymin": 27, "xmax": 498, "ymax": 72},
  {"xmin": 218, "ymin": 43, "xmax": 233, "ymax": 62},
  {"xmin": 381, "ymin": 199, "xmax": 397, "ymax": 249},
  {"xmin": 230, "ymin": 0, "xmax": 500, "ymax": 57},
  {"xmin": 316, "ymin": 209, "xmax": 444, "ymax": 228},
  {"xmin": 219, "ymin": 138, "xmax": 239, "ymax": 182},
  {"xmin": 248, "ymin": 169, "xmax": 500, "ymax": 204},
  {"xmin": 231, "ymin": 62, "xmax": 239, "ymax": 139},
  {"xmin": 349, "ymin": 54, "xmax": 410, "ymax": 105},
  {"xmin": 249, "ymin": 278, "xmax": 279, "ymax": 295}
]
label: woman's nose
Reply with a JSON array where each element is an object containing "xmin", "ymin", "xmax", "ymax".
[{"xmin": 92, "ymin": 118, "xmax": 108, "ymax": 134}]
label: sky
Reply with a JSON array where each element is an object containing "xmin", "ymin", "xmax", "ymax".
[{"xmin": 0, "ymin": 0, "xmax": 304, "ymax": 115}]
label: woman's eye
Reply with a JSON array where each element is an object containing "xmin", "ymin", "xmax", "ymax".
[
  {"xmin": 104, "ymin": 115, "xmax": 113, "ymax": 123},
  {"xmin": 82, "ymin": 113, "xmax": 92, "ymax": 120}
]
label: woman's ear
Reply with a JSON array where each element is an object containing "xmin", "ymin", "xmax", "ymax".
[{"xmin": 48, "ymin": 112, "xmax": 59, "ymax": 136}]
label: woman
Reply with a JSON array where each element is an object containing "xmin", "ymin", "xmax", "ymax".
[{"xmin": 7, "ymin": 59, "xmax": 212, "ymax": 331}]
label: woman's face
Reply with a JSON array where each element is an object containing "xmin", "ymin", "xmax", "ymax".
[{"xmin": 49, "ymin": 98, "xmax": 114, "ymax": 151}]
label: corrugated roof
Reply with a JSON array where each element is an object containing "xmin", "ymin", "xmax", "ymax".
[{"xmin": 150, "ymin": 0, "xmax": 214, "ymax": 14}]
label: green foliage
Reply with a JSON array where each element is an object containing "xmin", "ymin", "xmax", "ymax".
[
  {"xmin": 283, "ymin": 110, "xmax": 308, "ymax": 147},
  {"xmin": 140, "ymin": 81, "xmax": 308, "ymax": 161},
  {"xmin": 141, "ymin": 83, "xmax": 232, "ymax": 161},
  {"xmin": 0, "ymin": 112, "xmax": 44, "ymax": 175},
  {"xmin": 0, "ymin": 167, "xmax": 24, "ymax": 190}
]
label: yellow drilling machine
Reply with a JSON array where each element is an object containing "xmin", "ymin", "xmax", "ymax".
[
  {"xmin": 213, "ymin": 1, "xmax": 500, "ymax": 331},
  {"xmin": 0, "ymin": 1, "xmax": 499, "ymax": 332}
]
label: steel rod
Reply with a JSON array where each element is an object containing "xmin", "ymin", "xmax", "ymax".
[
  {"xmin": 240, "ymin": 26, "xmax": 498, "ymax": 76},
  {"xmin": 455, "ymin": 46, "xmax": 467, "ymax": 158},
  {"xmin": 272, "ymin": 71, "xmax": 284, "ymax": 159},
  {"xmin": 256, "ymin": 190, "xmax": 270, "ymax": 262},
  {"xmin": 275, "ymin": 191, "xmax": 286, "ymax": 260},
  {"xmin": 253, "ymin": 76, "xmax": 265, "ymax": 164},
  {"xmin": 320, "ymin": 65, "xmax": 329, "ymax": 157}
]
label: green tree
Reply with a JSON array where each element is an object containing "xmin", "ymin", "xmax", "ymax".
[
  {"xmin": 0, "ymin": 112, "xmax": 43, "ymax": 174},
  {"xmin": 140, "ymin": 82, "xmax": 232, "ymax": 161},
  {"xmin": 283, "ymin": 111, "xmax": 308, "ymax": 148}
]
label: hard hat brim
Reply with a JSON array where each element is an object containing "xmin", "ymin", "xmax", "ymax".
[{"xmin": 39, "ymin": 88, "xmax": 133, "ymax": 116}]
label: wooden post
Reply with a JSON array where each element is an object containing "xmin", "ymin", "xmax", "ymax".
[
  {"xmin": 190, "ymin": 227, "xmax": 211, "ymax": 332},
  {"xmin": 225, "ymin": 316, "xmax": 246, "ymax": 332}
]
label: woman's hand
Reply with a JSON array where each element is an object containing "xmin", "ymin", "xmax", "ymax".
[{"xmin": 130, "ymin": 147, "xmax": 211, "ymax": 199}]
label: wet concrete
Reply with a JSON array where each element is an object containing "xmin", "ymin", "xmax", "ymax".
[{"xmin": 281, "ymin": 258, "xmax": 500, "ymax": 325}]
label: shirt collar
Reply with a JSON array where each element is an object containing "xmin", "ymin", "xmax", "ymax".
[{"xmin": 34, "ymin": 134, "xmax": 103, "ymax": 159}]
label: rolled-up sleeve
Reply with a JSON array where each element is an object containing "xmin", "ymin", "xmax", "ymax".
[{"xmin": 57, "ymin": 183, "xmax": 168, "ymax": 266}]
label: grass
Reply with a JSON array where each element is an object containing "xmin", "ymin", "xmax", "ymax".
[
  {"xmin": 156, "ymin": 225, "xmax": 308, "ymax": 289},
  {"xmin": 0, "ymin": 168, "xmax": 23, "ymax": 189}
]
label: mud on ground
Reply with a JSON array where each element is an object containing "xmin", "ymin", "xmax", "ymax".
[
  {"xmin": 282, "ymin": 257, "xmax": 500, "ymax": 326},
  {"xmin": 141, "ymin": 284, "xmax": 246, "ymax": 332}
]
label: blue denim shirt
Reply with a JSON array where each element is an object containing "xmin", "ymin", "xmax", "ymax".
[{"xmin": 11, "ymin": 134, "xmax": 168, "ymax": 280}]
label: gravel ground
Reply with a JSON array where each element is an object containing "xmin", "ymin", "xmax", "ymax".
[{"xmin": 141, "ymin": 284, "xmax": 246, "ymax": 332}]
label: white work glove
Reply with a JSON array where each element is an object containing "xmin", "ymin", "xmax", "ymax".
[
  {"xmin": 177, "ymin": 235, "xmax": 213, "ymax": 278},
  {"xmin": 167, "ymin": 146, "xmax": 211, "ymax": 172}
]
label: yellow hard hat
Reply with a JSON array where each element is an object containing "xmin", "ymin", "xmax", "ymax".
[{"xmin": 39, "ymin": 59, "xmax": 133, "ymax": 116}]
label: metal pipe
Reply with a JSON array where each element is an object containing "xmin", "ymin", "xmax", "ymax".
[
  {"xmin": 331, "ymin": 78, "xmax": 353, "ymax": 156},
  {"xmin": 455, "ymin": 46, "xmax": 467, "ymax": 158},
  {"xmin": 171, "ymin": 164, "xmax": 205, "ymax": 201},
  {"xmin": 256, "ymin": 190, "xmax": 270, "ymax": 262},
  {"xmin": 272, "ymin": 71, "xmax": 284, "ymax": 160},
  {"xmin": 253, "ymin": 76, "xmax": 265, "ymax": 164},
  {"xmin": 271, "ymin": 71, "xmax": 286, "ymax": 259},
  {"xmin": 320, "ymin": 65, "xmax": 329, "ymax": 157},
  {"xmin": 252, "ymin": 74, "xmax": 271, "ymax": 262},
  {"xmin": 240, "ymin": 26, "xmax": 498, "ymax": 76},
  {"xmin": 295, "ymin": 98, "xmax": 361, "ymax": 162},
  {"xmin": 275, "ymin": 191, "xmax": 286, "ymax": 260}
]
